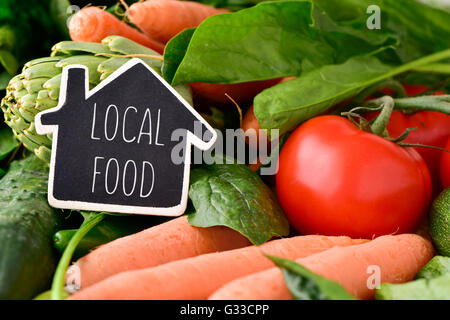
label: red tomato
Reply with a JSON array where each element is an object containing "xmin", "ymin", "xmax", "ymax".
[
  {"xmin": 276, "ymin": 115, "xmax": 432, "ymax": 239},
  {"xmin": 367, "ymin": 85, "xmax": 450, "ymax": 194},
  {"xmin": 384, "ymin": 111, "xmax": 450, "ymax": 192},
  {"xmin": 441, "ymin": 138, "xmax": 450, "ymax": 189}
]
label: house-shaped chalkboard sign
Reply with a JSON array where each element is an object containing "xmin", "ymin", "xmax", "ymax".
[{"xmin": 35, "ymin": 58, "xmax": 217, "ymax": 216}]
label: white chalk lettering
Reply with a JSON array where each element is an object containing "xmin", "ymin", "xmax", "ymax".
[
  {"xmin": 122, "ymin": 106, "xmax": 137, "ymax": 143},
  {"xmin": 123, "ymin": 160, "xmax": 137, "ymax": 197},
  {"xmin": 105, "ymin": 158, "xmax": 120, "ymax": 195},
  {"xmin": 137, "ymin": 108, "xmax": 152, "ymax": 144},
  {"xmin": 104, "ymin": 104, "xmax": 119, "ymax": 141},
  {"xmin": 140, "ymin": 161, "xmax": 155, "ymax": 198},
  {"xmin": 91, "ymin": 156, "xmax": 104, "ymax": 193},
  {"xmin": 90, "ymin": 103, "xmax": 100, "ymax": 141}
]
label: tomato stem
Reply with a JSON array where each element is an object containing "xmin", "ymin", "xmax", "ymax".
[
  {"xmin": 369, "ymin": 96, "xmax": 395, "ymax": 137},
  {"xmin": 397, "ymin": 142, "xmax": 450, "ymax": 153},
  {"xmin": 392, "ymin": 95, "xmax": 450, "ymax": 114},
  {"xmin": 387, "ymin": 127, "xmax": 418, "ymax": 143},
  {"xmin": 366, "ymin": 95, "xmax": 450, "ymax": 114}
]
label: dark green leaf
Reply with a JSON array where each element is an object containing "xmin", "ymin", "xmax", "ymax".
[
  {"xmin": 162, "ymin": 28, "xmax": 195, "ymax": 84},
  {"xmin": 266, "ymin": 255, "xmax": 356, "ymax": 300},
  {"xmin": 254, "ymin": 55, "xmax": 391, "ymax": 134},
  {"xmin": 166, "ymin": 1, "xmax": 395, "ymax": 85},
  {"xmin": 255, "ymin": 49, "xmax": 450, "ymax": 135},
  {"xmin": 188, "ymin": 163, "xmax": 289, "ymax": 245},
  {"xmin": 0, "ymin": 49, "xmax": 19, "ymax": 75},
  {"xmin": 0, "ymin": 71, "xmax": 11, "ymax": 90},
  {"xmin": 49, "ymin": 0, "xmax": 72, "ymax": 38},
  {"xmin": 0, "ymin": 25, "xmax": 14, "ymax": 51},
  {"xmin": 310, "ymin": 0, "xmax": 450, "ymax": 63},
  {"xmin": 0, "ymin": 128, "xmax": 19, "ymax": 161}
]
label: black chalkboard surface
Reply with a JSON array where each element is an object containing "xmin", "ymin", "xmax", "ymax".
[{"xmin": 35, "ymin": 59, "xmax": 216, "ymax": 216}]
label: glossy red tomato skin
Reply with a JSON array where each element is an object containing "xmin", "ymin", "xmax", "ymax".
[
  {"xmin": 441, "ymin": 138, "xmax": 450, "ymax": 189},
  {"xmin": 276, "ymin": 115, "xmax": 432, "ymax": 239}
]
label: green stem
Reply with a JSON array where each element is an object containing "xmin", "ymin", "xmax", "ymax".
[
  {"xmin": 379, "ymin": 49, "xmax": 450, "ymax": 80},
  {"xmin": 412, "ymin": 63, "xmax": 450, "ymax": 74},
  {"xmin": 370, "ymin": 96, "xmax": 395, "ymax": 137},
  {"xmin": 392, "ymin": 95, "xmax": 450, "ymax": 114},
  {"xmin": 364, "ymin": 95, "xmax": 450, "ymax": 115},
  {"xmin": 331, "ymin": 79, "xmax": 405, "ymax": 115},
  {"xmin": 50, "ymin": 213, "xmax": 105, "ymax": 300}
]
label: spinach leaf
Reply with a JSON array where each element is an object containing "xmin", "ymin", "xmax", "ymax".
[
  {"xmin": 162, "ymin": 28, "xmax": 195, "ymax": 84},
  {"xmin": 0, "ymin": 49, "xmax": 19, "ymax": 76},
  {"xmin": 255, "ymin": 49, "xmax": 450, "ymax": 135},
  {"xmin": 165, "ymin": 1, "xmax": 396, "ymax": 85},
  {"xmin": 309, "ymin": 0, "xmax": 450, "ymax": 63},
  {"xmin": 266, "ymin": 255, "xmax": 356, "ymax": 300},
  {"xmin": 188, "ymin": 163, "xmax": 289, "ymax": 245},
  {"xmin": 0, "ymin": 127, "xmax": 18, "ymax": 161},
  {"xmin": 254, "ymin": 55, "xmax": 391, "ymax": 134},
  {"xmin": 0, "ymin": 71, "xmax": 11, "ymax": 90}
]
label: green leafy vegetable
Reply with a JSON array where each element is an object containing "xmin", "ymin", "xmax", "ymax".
[
  {"xmin": 0, "ymin": 0, "xmax": 70, "ymax": 90},
  {"xmin": 266, "ymin": 255, "xmax": 356, "ymax": 300},
  {"xmin": 0, "ymin": 49, "xmax": 18, "ymax": 76},
  {"xmin": 375, "ymin": 274, "xmax": 450, "ymax": 300},
  {"xmin": 165, "ymin": 1, "xmax": 396, "ymax": 85},
  {"xmin": 188, "ymin": 163, "xmax": 289, "ymax": 245},
  {"xmin": 0, "ymin": 127, "xmax": 18, "ymax": 161},
  {"xmin": 255, "ymin": 49, "xmax": 450, "ymax": 135},
  {"xmin": 49, "ymin": 0, "xmax": 72, "ymax": 38},
  {"xmin": 161, "ymin": 28, "xmax": 195, "ymax": 84},
  {"xmin": 415, "ymin": 256, "xmax": 450, "ymax": 280},
  {"xmin": 255, "ymin": 55, "xmax": 390, "ymax": 134},
  {"xmin": 310, "ymin": 0, "xmax": 450, "ymax": 63}
]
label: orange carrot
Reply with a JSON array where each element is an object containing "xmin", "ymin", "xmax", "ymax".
[
  {"xmin": 69, "ymin": 7, "xmax": 165, "ymax": 54},
  {"xmin": 128, "ymin": 0, "xmax": 229, "ymax": 44},
  {"xmin": 72, "ymin": 216, "xmax": 251, "ymax": 288},
  {"xmin": 209, "ymin": 234, "xmax": 434, "ymax": 300},
  {"xmin": 68, "ymin": 235, "xmax": 367, "ymax": 300},
  {"xmin": 242, "ymin": 105, "xmax": 267, "ymax": 146}
]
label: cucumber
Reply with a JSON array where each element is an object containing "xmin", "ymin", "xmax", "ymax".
[
  {"xmin": 0, "ymin": 155, "xmax": 62, "ymax": 299},
  {"xmin": 429, "ymin": 188, "xmax": 450, "ymax": 257}
]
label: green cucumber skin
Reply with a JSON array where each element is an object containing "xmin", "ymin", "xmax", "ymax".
[{"xmin": 0, "ymin": 156, "xmax": 62, "ymax": 299}]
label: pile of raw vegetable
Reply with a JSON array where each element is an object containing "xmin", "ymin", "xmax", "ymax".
[{"xmin": 0, "ymin": 0, "xmax": 449, "ymax": 301}]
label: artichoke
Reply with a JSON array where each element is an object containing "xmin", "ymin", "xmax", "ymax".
[{"xmin": 1, "ymin": 36, "xmax": 193, "ymax": 163}]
